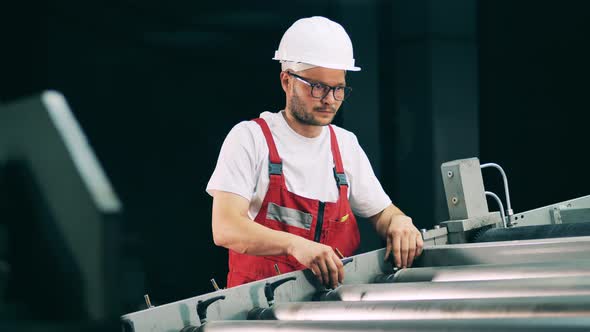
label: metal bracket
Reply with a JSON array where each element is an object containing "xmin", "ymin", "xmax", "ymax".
[
  {"xmin": 333, "ymin": 169, "xmax": 348, "ymax": 186},
  {"xmin": 550, "ymin": 207, "xmax": 590, "ymax": 225},
  {"xmin": 440, "ymin": 212, "xmax": 502, "ymax": 244},
  {"xmin": 421, "ymin": 226, "xmax": 449, "ymax": 246},
  {"xmin": 441, "ymin": 158, "xmax": 490, "ymax": 221},
  {"xmin": 269, "ymin": 162, "xmax": 283, "ymax": 175},
  {"xmin": 551, "ymin": 207, "xmax": 564, "ymax": 224}
]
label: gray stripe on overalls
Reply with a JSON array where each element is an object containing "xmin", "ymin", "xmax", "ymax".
[{"xmin": 266, "ymin": 202, "xmax": 313, "ymax": 230}]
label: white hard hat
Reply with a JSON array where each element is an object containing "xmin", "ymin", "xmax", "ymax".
[{"xmin": 273, "ymin": 16, "xmax": 361, "ymax": 72}]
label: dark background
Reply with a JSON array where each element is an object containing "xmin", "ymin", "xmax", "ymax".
[{"xmin": 1, "ymin": 0, "xmax": 589, "ymax": 329}]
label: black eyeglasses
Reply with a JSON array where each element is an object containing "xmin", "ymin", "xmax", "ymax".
[{"xmin": 288, "ymin": 72, "xmax": 352, "ymax": 101}]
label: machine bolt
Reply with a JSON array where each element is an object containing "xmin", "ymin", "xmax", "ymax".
[
  {"xmin": 210, "ymin": 278, "xmax": 220, "ymax": 291},
  {"xmin": 144, "ymin": 294, "xmax": 154, "ymax": 309},
  {"xmin": 447, "ymin": 171, "xmax": 454, "ymax": 178},
  {"xmin": 451, "ymin": 197, "xmax": 459, "ymax": 205}
]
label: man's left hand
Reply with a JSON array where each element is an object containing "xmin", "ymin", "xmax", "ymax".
[{"xmin": 383, "ymin": 214, "xmax": 423, "ymax": 268}]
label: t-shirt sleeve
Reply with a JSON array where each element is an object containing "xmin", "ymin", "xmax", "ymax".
[
  {"xmin": 347, "ymin": 134, "xmax": 392, "ymax": 218},
  {"xmin": 206, "ymin": 122, "xmax": 260, "ymax": 201}
]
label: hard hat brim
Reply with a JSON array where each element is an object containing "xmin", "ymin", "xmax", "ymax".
[{"xmin": 272, "ymin": 57, "xmax": 361, "ymax": 72}]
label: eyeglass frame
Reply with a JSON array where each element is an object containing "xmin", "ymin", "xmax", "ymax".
[{"xmin": 287, "ymin": 72, "xmax": 352, "ymax": 101}]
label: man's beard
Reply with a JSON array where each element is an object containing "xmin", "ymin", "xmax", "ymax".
[{"xmin": 289, "ymin": 94, "xmax": 336, "ymax": 126}]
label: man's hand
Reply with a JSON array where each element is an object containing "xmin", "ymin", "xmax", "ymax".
[
  {"xmin": 212, "ymin": 191, "xmax": 344, "ymax": 288},
  {"xmin": 370, "ymin": 204, "xmax": 424, "ymax": 269},
  {"xmin": 384, "ymin": 214, "xmax": 423, "ymax": 268},
  {"xmin": 288, "ymin": 237, "xmax": 343, "ymax": 289}
]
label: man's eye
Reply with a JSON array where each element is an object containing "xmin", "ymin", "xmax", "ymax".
[{"xmin": 313, "ymin": 83, "xmax": 329, "ymax": 91}]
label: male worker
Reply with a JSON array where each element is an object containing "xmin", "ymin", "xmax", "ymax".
[{"xmin": 207, "ymin": 16, "xmax": 423, "ymax": 288}]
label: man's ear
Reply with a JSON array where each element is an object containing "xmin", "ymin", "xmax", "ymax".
[{"xmin": 280, "ymin": 71, "xmax": 290, "ymax": 93}]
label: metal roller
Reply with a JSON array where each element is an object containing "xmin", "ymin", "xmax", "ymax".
[
  {"xmin": 192, "ymin": 317, "xmax": 590, "ymax": 332},
  {"xmin": 419, "ymin": 235, "xmax": 590, "ymax": 267},
  {"xmin": 375, "ymin": 260, "xmax": 590, "ymax": 283},
  {"xmin": 249, "ymin": 296, "xmax": 590, "ymax": 321},
  {"xmin": 319, "ymin": 276, "xmax": 590, "ymax": 301}
]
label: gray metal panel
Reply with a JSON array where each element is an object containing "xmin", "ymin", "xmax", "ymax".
[
  {"xmin": 123, "ymin": 235, "xmax": 590, "ymax": 331},
  {"xmin": 421, "ymin": 227, "xmax": 448, "ymax": 240},
  {"xmin": 561, "ymin": 208, "xmax": 590, "ymax": 223},
  {"xmin": 441, "ymin": 158, "xmax": 489, "ymax": 220},
  {"xmin": 41, "ymin": 92, "xmax": 121, "ymax": 211},
  {"xmin": 0, "ymin": 91, "xmax": 125, "ymax": 320},
  {"xmin": 442, "ymin": 212, "xmax": 501, "ymax": 232},
  {"xmin": 422, "ymin": 227, "xmax": 448, "ymax": 246},
  {"xmin": 510, "ymin": 195, "xmax": 590, "ymax": 227},
  {"xmin": 551, "ymin": 208, "xmax": 590, "ymax": 225},
  {"xmin": 121, "ymin": 249, "xmax": 391, "ymax": 331}
]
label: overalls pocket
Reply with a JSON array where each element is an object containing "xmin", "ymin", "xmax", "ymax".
[
  {"xmin": 265, "ymin": 202, "xmax": 313, "ymax": 238},
  {"xmin": 325, "ymin": 214, "xmax": 361, "ymax": 257}
]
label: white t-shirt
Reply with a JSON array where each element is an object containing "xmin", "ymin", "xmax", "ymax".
[{"xmin": 206, "ymin": 111, "xmax": 391, "ymax": 220}]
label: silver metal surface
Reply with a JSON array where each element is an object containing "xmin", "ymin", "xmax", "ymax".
[
  {"xmin": 417, "ymin": 235, "xmax": 590, "ymax": 266},
  {"xmin": 123, "ymin": 237, "xmax": 590, "ymax": 330},
  {"xmin": 121, "ymin": 248, "xmax": 390, "ymax": 331},
  {"xmin": 321, "ymin": 276, "xmax": 590, "ymax": 301},
  {"xmin": 378, "ymin": 260, "xmax": 590, "ymax": 283},
  {"xmin": 264, "ymin": 296, "xmax": 590, "ymax": 321},
  {"xmin": 200, "ymin": 317, "xmax": 590, "ymax": 332},
  {"xmin": 509, "ymin": 195, "xmax": 590, "ymax": 227}
]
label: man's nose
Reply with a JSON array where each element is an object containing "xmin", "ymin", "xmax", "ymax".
[{"xmin": 321, "ymin": 89, "xmax": 337, "ymax": 104}]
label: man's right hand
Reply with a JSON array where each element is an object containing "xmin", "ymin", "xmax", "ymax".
[
  {"xmin": 288, "ymin": 236, "xmax": 344, "ymax": 289},
  {"xmin": 211, "ymin": 191, "xmax": 344, "ymax": 288}
]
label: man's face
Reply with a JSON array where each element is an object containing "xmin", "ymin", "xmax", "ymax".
[{"xmin": 285, "ymin": 67, "xmax": 346, "ymax": 127}]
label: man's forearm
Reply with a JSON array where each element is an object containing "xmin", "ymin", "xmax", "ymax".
[
  {"xmin": 211, "ymin": 191, "xmax": 306, "ymax": 257},
  {"xmin": 370, "ymin": 204, "xmax": 406, "ymax": 238},
  {"xmin": 213, "ymin": 213, "xmax": 301, "ymax": 256}
]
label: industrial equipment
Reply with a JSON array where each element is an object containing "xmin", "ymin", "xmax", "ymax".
[
  {"xmin": 0, "ymin": 91, "xmax": 141, "ymax": 322},
  {"xmin": 122, "ymin": 157, "xmax": 590, "ymax": 331}
]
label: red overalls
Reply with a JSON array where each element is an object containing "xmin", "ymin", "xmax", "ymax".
[{"xmin": 227, "ymin": 118, "xmax": 361, "ymax": 287}]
